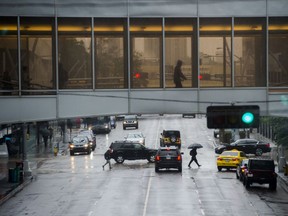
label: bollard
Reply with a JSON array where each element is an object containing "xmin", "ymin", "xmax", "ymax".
[{"xmin": 54, "ymin": 146, "xmax": 58, "ymax": 156}]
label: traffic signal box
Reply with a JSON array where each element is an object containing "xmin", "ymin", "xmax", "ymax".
[{"xmin": 207, "ymin": 105, "xmax": 260, "ymax": 129}]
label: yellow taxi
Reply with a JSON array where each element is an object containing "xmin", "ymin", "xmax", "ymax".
[{"xmin": 216, "ymin": 149, "xmax": 247, "ymax": 171}]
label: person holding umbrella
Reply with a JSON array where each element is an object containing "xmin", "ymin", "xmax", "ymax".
[{"xmin": 188, "ymin": 143, "xmax": 202, "ymax": 168}]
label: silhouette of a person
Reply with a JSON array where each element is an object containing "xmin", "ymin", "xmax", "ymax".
[{"xmin": 173, "ymin": 60, "xmax": 187, "ymax": 88}]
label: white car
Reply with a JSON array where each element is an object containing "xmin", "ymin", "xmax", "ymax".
[{"xmin": 124, "ymin": 132, "xmax": 145, "ymax": 145}]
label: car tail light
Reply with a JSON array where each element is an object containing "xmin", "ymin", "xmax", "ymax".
[
  {"xmin": 156, "ymin": 155, "xmax": 160, "ymax": 161},
  {"xmin": 177, "ymin": 155, "xmax": 181, "ymax": 161},
  {"xmin": 266, "ymin": 143, "xmax": 270, "ymax": 148},
  {"xmin": 232, "ymin": 158, "xmax": 239, "ymax": 161},
  {"xmin": 217, "ymin": 158, "xmax": 223, "ymax": 161}
]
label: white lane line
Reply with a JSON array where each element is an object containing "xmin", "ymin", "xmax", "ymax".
[{"xmin": 142, "ymin": 175, "xmax": 152, "ymax": 216}]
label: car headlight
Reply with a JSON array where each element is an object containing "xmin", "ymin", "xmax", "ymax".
[
  {"xmin": 70, "ymin": 144, "xmax": 75, "ymax": 148},
  {"xmin": 84, "ymin": 144, "xmax": 89, "ymax": 148}
]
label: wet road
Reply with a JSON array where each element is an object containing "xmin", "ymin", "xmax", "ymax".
[{"xmin": 0, "ymin": 114, "xmax": 287, "ymax": 216}]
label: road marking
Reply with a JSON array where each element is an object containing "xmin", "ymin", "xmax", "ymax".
[{"xmin": 142, "ymin": 174, "xmax": 152, "ymax": 216}]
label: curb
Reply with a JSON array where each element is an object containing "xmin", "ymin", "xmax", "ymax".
[
  {"xmin": 0, "ymin": 176, "xmax": 33, "ymax": 207},
  {"xmin": 278, "ymin": 173, "xmax": 288, "ymax": 193}
]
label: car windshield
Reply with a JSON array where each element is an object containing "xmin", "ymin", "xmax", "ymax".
[
  {"xmin": 127, "ymin": 133, "xmax": 143, "ymax": 138},
  {"xmin": 164, "ymin": 131, "xmax": 180, "ymax": 137},
  {"xmin": 250, "ymin": 160, "xmax": 274, "ymax": 170},
  {"xmin": 221, "ymin": 151, "xmax": 238, "ymax": 156},
  {"xmin": 125, "ymin": 115, "xmax": 136, "ymax": 120},
  {"xmin": 72, "ymin": 136, "xmax": 87, "ymax": 143},
  {"xmin": 159, "ymin": 150, "xmax": 178, "ymax": 156}
]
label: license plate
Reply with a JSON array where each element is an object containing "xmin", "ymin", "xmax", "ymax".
[
  {"xmin": 225, "ymin": 159, "xmax": 230, "ymax": 162},
  {"xmin": 166, "ymin": 155, "xmax": 171, "ymax": 160}
]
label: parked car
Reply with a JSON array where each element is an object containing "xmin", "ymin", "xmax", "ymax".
[
  {"xmin": 125, "ymin": 132, "xmax": 145, "ymax": 145},
  {"xmin": 216, "ymin": 149, "xmax": 247, "ymax": 171},
  {"xmin": 108, "ymin": 141, "xmax": 157, "ymax": 163},
  {"xmin": 214, "ymin": 138, "xmax": 271, "ymax": 156},
  {"xmin": 155, "ymin": 146, "xmax": 183, "ymax": 172},
  {"xmin": 160, "ymin": 130, "xmax": 181, "ymax": 148},
  {"xmin": 69, "ymin": 135, "xmax": 91, "ymax": 156},
  {"xmin": 123, "ymin": 115, "xmax": 138, "ymax": 130},
  {"xmin": 243, "ymin": 158, "xmax": 277, "ymax": 190},
  {"xmin": 78, "ymin": 129, "xmax": 96, "ymax": 151},
  {"xmin": 236, "ymin": 158, "xmax": 249, "ymax": 181}
]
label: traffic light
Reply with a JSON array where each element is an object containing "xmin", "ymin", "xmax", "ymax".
[{"xmin": 207, "ymin": 105, "xmax": 259, "ymax": 129}]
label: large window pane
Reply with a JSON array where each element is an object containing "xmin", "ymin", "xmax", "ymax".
[
  {"xmin": 58, "ymin": 18, "xmax": 92, "ymax": 89},
  {"xmin": 0, "ymin": 17, "xmax": 18, "ymax": 96},
  {"xmin": 234, "ymin": 17, "xmax": 266, "ymax": 87},
  {"xmin": 269, "ymin": 17, "xmax": 288, "ymax": 89},
  {"xmin": 200, "ymin": 18, "xmax": 232, "ymax": 88},
  {"xmin": 165, "ymin": 18, "xmax": 197, "ymax": 88},
  {"xmin": 94, "ymin": 18, "xmax": 127, "ymax": 89},
  {"xmin": 20, "ymin": 17, "xmax": 55, "ymax": 94},
  {"xmin": 130, "ymin": 18, "xmax": 162, "ymax": 88}
]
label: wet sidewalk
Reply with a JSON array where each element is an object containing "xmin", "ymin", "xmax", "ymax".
[{"xmin": 0, "ymin": 136, "xmax": 71, "ymax": 206}]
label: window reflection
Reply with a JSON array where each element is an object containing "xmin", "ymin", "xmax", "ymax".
[
  {"xmin": 165, "ymin": 18, "xmax": 196, "ymax": 88},
  {"xmin": 58, "ymin": 18, "xmax": 92, "ymax": 89},
  {"xmin": 234, "ymin": 17, "xmax": 266, "ymax": 87},
  {"xmin": 130, "ymin": 18, "xmax": 162, "ymax": 88},
  {"xmin": 94, "ymin": 18, "xmax": 127, "ymax": 89},
  {"xmin": 0, "ymin": 17, "xmax": 18, "ymax": 96},
  {"xmin": 200, "ymin": 18, "xmax": 232, "ymax": 87},
  {"xmin": 20, "ymin": 17, "xmax": 55, "ymax": 94},
  {"xmin": 269, "ymin": 17, "xmax": 288, "ymax": 88}
]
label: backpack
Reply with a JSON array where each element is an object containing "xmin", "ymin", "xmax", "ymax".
[
  {"xmin": 190, "ymin": 149, "xmax": 197, "ymax": 156},
  {"xmin": 104, "ymin": 150, "xmax": 111, "ymax": 160}
]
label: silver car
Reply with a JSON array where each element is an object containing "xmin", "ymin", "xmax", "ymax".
[{"xmin": 125, "ymin": 132, "xmax": 145, "ymax": 145}]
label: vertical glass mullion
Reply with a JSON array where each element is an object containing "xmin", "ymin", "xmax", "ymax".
[
  {"xmin": 17, "ymin": 16, "xmax": 21, "ymax": 95},
  {"xmin": 162, "ymin": 18, "xmax": 165, "ymax": 89},
  {"xmin": 91, "ymin": 18, "xmax": 95, "ymax": 90},
  {"xmin": 231, "ymin": 17, "xmax": 234, "ymax": 88}
]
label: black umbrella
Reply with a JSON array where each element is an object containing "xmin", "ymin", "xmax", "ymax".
[{"xmin": 188, "ymin": 143, "xmax": 203, "ymax": 149}]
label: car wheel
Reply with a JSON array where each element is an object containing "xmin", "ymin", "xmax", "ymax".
[
  {"xmin": 123, "ymin": 126, "xmax": 126, "ymax": 130},
  {"xmin": 155, "ymin": 166, "xmax": 159, "ymax": 172},
  {"xmin": 178, "ymin": 166, "xmax": 182, "ymax": 172},
  {"xmin": 70, "ymin": 151, "xmax": 74, "ymax": 156},
  {"xmin": 255, "ymin": 148, "xmax": 263, "ymax": 156},
  {"xmin": 148, "ymin": 154, "xmax": 156, "ymax": 163},
  {"xmin": 269, "ymin": 180, "xmax": 277, "ymax": 190},
  {"xmin": 115, "ymin": 154, "xmax": 125, "ymax": 164},
  {"xmin": 217, "ymin": 166, "xmax": 222, "ymax": 171}
]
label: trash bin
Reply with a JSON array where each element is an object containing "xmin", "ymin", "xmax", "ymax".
[
  {"xmin": 8, "ymin": 167, "xmax": 19, "ymax": 183},
  {"xmin": 16, "ymin": 161, "xmax": 24, "ymax": 182}
]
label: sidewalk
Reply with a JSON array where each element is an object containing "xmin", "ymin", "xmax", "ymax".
[{"xmin": 0, "ymin": 137, "xmax": 71, "ymax": 206}]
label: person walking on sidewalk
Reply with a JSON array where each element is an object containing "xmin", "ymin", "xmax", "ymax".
[
  {"xmin": 188, "ymin": 148, "xmax": 201, "ymax": 168},
  {"xmin": 102, "ymin": 148, "xmax": 113, "ymax": 170}
]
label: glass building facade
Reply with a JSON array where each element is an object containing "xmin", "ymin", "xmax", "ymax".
[{"xmin": 1, "ymin": 16, "xmax": 288, "ymax": 95}]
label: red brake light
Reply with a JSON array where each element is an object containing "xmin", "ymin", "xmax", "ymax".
[
  {"xmin": 217, "ymin": 158, "xmax": 223, "ymax": 161},
  {"xmin": 177, "ymin": 155, "xmax": 181, "ymax": 161},
  {"xmin": 266, "ymin": 143, "xmax": 270, "ymax": 148},
  {"xmin": 156, "ymin": 155, "xmax": 160, "ymax": 161}
]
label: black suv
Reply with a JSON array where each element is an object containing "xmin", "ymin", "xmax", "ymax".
[
  {"xmin": 243, "ymin": 158, "xmax": 277, "ymax": 190},
  {"xmin": 109, "ymin": 141, "xmax": 157, "ymax": 163},
  {"xmin": 160, "ymin": 130, "xmax": 181, "ymax": 148},
  {"xmin": 155, "ymin": 146, "xmax": 183, "ymax": 172}
]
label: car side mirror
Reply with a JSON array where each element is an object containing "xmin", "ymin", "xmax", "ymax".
[{"xmin": 181, "ymin": 152, "xmax": 184, "ymax": 155}]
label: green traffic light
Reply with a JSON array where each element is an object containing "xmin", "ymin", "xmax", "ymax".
[{"xmin": 242, "ymin": 112, "xmax": 254, "ymax": 124}]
